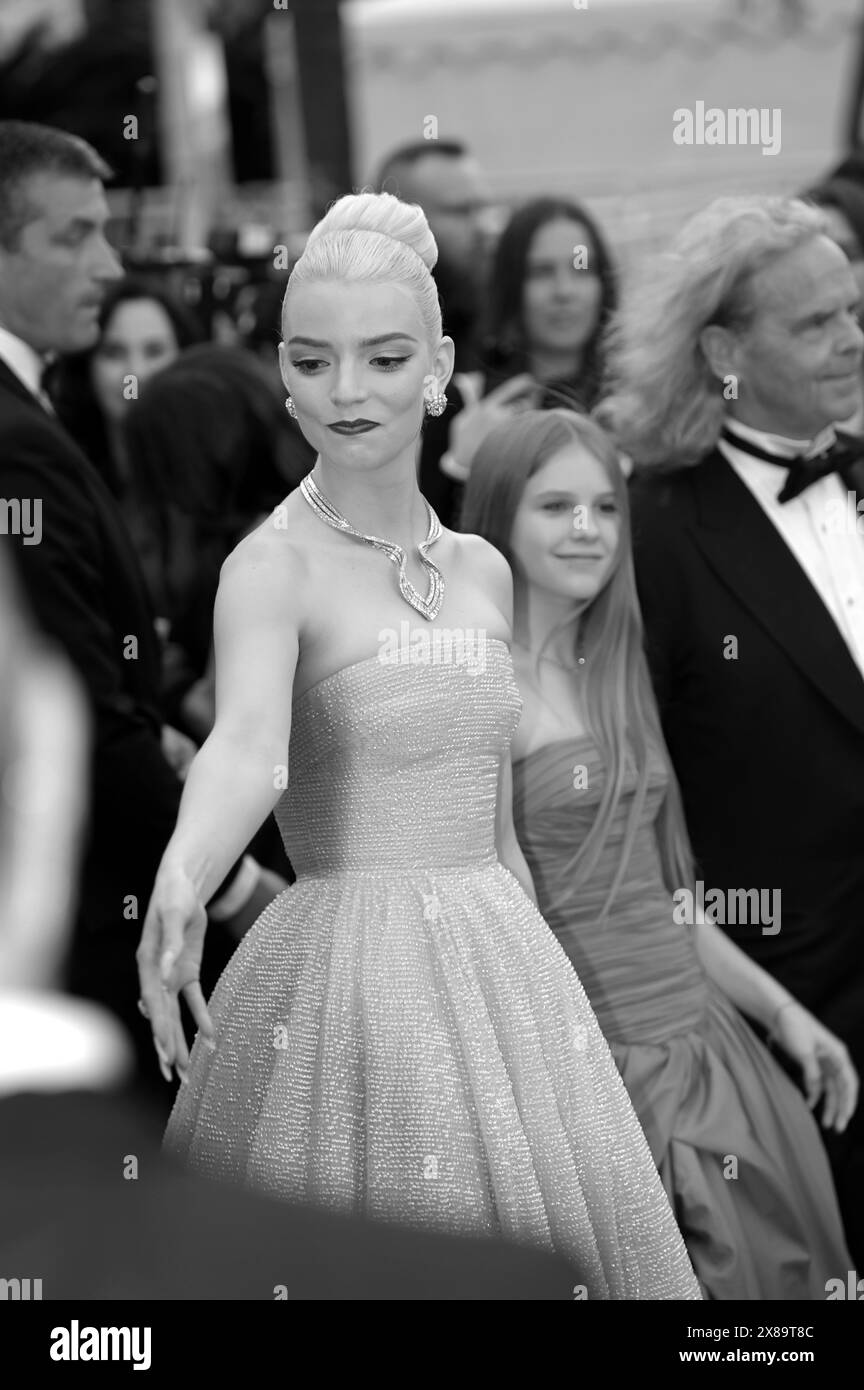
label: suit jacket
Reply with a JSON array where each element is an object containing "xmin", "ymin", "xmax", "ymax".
[
  {"xmin": 0, "ymin": 1088, "xmax": 576, "ymax": 1299},
  {"xmin": 0, "ymin": 362, "xmax": 238, "ymax": 1062},
  {"xmin": 630, "ymin": 448, "xmax": 864, "ymax": 1055}
]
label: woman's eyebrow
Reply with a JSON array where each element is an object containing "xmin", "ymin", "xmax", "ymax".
[{"xmin": 287, "ymin": 333, "xmax": 419, "ymax": 347}]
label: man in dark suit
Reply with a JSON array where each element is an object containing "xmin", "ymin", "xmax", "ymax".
[
  {"xmin": 607, "ymin": 194, "xmax": 864, "ymax": 1263},
  {"xmin": 0, "ymin": 121, "xmax": 283, "ymax": 1103}
]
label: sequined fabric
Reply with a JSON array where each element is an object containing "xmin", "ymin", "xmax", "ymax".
[{"xmin": 164, "ymin": 640, "xmax": 701, "ymax": 1299}]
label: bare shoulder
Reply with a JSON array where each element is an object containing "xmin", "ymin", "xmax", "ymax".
[
  {"xmin": 217, "ymin": 507, "xmax": 311, "ymax": 622},
  {"xmin": 449, "ymin": 530, "xmax": 513, "ymax": 601}
]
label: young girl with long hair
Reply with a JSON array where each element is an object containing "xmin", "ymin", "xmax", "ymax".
[{"xmin": 461, "ymin": 407, "xmax": 856, "ymax": 1298}]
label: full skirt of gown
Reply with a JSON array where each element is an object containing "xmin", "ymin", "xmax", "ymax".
[{"xmin": 165, "ymin": 640, "xmax": 700, "ymax": 1300}]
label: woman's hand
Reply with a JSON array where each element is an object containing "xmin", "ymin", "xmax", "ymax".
[
  {"xmin": 772, "ymin": 1002, "xmax": 859, "ymax": 1133},
  {"xmin": 448, "ymin": 374, "xmax": 540, "ymax": 476},
  {"xmin": 136, "ymin": 861, "xmax": 214, "ymax": 1084}
]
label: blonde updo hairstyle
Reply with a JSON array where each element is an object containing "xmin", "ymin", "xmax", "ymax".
[{"xmin": 282, "ymin": 192, "xmax": 443, "ymax": 348}]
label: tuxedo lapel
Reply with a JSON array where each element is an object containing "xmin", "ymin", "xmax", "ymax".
[{"xmin": 693, "ymin": 450, "xmax": 864, "ymax": 739}]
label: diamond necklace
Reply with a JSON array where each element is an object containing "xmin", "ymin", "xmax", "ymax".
[{"xmin": 299, "ymin": 472, "xmax": 445, "ymax": 622}]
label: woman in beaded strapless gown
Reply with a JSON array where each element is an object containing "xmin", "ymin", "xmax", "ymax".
[
  {"xmin": 461, "ymin": 406, "xmax": 855, "ymax": 1300},
  {"xmin": 139, "ymin": 189, "xmax": 701, "ymax": 1300},
  {"xmin": 163, "ymin": 639, "xmax": 700, "ymax": 1299}
]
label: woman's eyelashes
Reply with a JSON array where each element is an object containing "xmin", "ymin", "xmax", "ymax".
[
  {"xmin": 289, "ymin": 355, "xmax": 413, "ymax": 374},
  {"xmin": 371, "ymin": 355, "xmax": 412, "ymax": 371}
]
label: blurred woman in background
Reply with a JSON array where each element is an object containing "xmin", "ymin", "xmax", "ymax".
[
  {"xmin": 462, "ymin": 408, "xmax": 856, "ymax": 1298},
  {"xmin": 125, "ymin": 342, "xmax": 313, "ymax": 743},
  {"xmin": 477, "ymin": 196, "xmax": 616, "ymax": 408},
  {"xmin": 49, "ymin": 275, "xmax": 205, "ymax": 496},
  {"xmin": 420, "ymin": 196, "xmax": 617, "ymax": 528},
  {"xmin": 47, "ymin": 277, "xmax": 205, "ymax": 603}
]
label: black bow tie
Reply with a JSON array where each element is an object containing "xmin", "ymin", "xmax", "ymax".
[{"xmin": 720, "ymin": 425, "xmax": 864, "ymax": 503}]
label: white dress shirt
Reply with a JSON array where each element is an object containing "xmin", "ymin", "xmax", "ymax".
[
  {"xmin": 718, "ymin": 418, "xmax": 864, "ymax": 679},
  {"xmin": 0, "ymin": 322, "xmax": 55, "ymax": 413}
]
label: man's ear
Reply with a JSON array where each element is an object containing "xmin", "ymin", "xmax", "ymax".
[{"xmin": 699, "ymin": 323, "xmax": 738, "ymax": 384}]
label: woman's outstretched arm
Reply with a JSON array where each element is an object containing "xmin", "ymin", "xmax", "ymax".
[
  {"xmin": 137, "ymin": 529, "xmax": 305, "ymax": 1080},
  {"xmin": 164, "ymin": 535, "xmax": 300, "ymax": 904}
]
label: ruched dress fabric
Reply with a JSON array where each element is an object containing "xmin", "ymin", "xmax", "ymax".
[
  {"xmin": 164, "ymin": 640, "xmax": 700, "ymax": 1299},
  {"xmin": 512, "ymin": 735, "xmax": 852, "ymax": 1299}
]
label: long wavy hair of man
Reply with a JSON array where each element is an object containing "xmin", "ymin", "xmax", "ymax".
[{"xmin": 598, "ymin": 196, "xmax": 829, "ymax": 469}]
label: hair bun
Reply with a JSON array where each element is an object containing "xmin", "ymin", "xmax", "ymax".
[{"xmin": 306, "ymin": 191, "xmax": 438, "ymax": 271}]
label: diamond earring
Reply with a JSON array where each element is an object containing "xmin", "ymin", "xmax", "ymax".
[
  {"xmin": 423, "ymin": 377, "xmax": 448, "ymax": 417},
  {"xmin": 285, "ymin": 396, "xmax": 297, "ymax": 419}
]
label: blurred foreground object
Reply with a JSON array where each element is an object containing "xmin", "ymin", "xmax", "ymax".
[
  {"xmin": 0, "ymin": 1082, "xmax": 577, "ymax": 1299},
  {"xmin": 0, "ymin": 548, "xmax": 135, "ymax": 1090},
  {"xmin": 0, "ymin": 550, "xmax": 90, "ymax": 991}
]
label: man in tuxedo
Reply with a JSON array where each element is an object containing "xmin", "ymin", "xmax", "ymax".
[
  {"xmin": 0, "ymin": 121, "xmax": 283, "ymax": 1102},
  {"xmin": 609, "ymin": 195, "xmax": 864, "ymax": 1262}
]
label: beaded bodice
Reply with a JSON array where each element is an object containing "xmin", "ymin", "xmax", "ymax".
[{"xmin": 276, "ymin": 639, "xmax": 521, "ymax": 876}]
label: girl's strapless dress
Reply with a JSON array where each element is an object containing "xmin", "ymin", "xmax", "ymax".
[
  {"xmin": 164, "ymin": 640, "xmax": 699, "ymax": 1299},
  {"xmin": 512, "ymin": 736, "xmax": 852, "ymax": 1299}
]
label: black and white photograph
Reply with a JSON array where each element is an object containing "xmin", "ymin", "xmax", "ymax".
[{"xmin": 1, "ymin": 0, "xmax": 863, "ymax": 1340}]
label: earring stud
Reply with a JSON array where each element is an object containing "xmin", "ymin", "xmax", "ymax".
[
  {"xmin": 285, "ymin": 396, "xmax": 297, "ymax": 419},
  {"xmin": 423, "ymin": 374, "xmax": 448, "ymax": 418}
]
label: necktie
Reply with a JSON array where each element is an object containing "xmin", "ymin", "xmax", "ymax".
[{"xmin": 720, "ymin": 425, "xmax": 864, "ymax": 504}]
